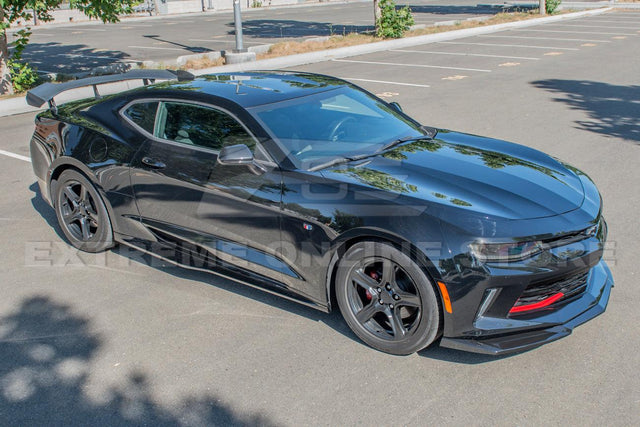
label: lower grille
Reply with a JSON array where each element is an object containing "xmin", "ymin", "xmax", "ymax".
[{"xmin": 510, "ymin": 270, "xmax": 590, "ymax": 315}]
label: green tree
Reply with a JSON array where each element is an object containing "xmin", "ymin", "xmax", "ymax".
[{"xmin": 1, "ymin": 0, "xmax": 136, "ymax": 94}]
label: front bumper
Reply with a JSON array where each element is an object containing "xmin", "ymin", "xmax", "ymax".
[{"xmin": 439, "ymin": 260, "xmax": 614, "ymax": 355}]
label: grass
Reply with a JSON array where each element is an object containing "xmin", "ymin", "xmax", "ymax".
[
  {"xmin": 182, "ymin": 56, "xmax": 225, "ymax": 69},
  {"xmin": 257, "ymin": 33, "xmax": 379, "ymax": 60}
]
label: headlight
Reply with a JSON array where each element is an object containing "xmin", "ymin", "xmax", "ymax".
[{"xmin": 469, "ymin": 240, "xmax": 543, "ymax": 262}]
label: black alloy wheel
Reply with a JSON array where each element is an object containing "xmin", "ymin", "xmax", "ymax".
[
  {"xmin": 336, "ymin": 242, "xmax": 441, "ymax": 355},
  {"xmin": 54, "ymin": 169, "xmax": 114, "ymax": 253}
]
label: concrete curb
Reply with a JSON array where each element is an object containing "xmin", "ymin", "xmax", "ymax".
[
  {"xmin": 190, "ymin": 7, "xmax": 613, "ymax": 75},
  {"xmin": 0, "ymin": 96, "xmax": 41, "ymax": 117},
  {"xmin": 0, "ymin": 7, "xmax": 613, "ymax": 117}
]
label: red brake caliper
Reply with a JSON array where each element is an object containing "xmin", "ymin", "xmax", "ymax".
[{"xmin": 365, "ymin": 270, "xmax": 379, "ymax": 301}]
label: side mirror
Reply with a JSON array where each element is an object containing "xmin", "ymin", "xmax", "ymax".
[
  {"xmin": 217, "ymin": 144, "xmax": 254, "ymax": 166},
  {"xmin": 389, "ymin": 102, "xmax": 403, "ymax": 113}
]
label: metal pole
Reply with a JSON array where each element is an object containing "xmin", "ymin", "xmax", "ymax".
[{"xmin": 233, "ymin": 0, "xmax": 245, "ymax": 52}]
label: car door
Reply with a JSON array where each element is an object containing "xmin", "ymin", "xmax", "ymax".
[{"xmin": 124, "ymin": 99, "xmax": 292, "ymax": 285}]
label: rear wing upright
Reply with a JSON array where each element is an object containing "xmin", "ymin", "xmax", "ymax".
[{"xmin": 26, "ymin": 69, "xmax": 195, "ymax": 111}]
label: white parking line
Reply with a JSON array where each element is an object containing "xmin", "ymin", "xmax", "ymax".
[
  {"xmin": 339, "ymin": 77, "xmax": 431, "ymax": 88},
  {"xmin": 127, "ymin": 45, "xmax": 185, "ymax": 51},
  {"xmin": 556, "ymin": 24, "xmax": 640, "ymax": 30},
  {"xmin": 332, "ymin": 59, "xmax": 491, "ymax": 72},
  {"xmin": 63, "ymin": 28, "xmax": 107, "ymax": 32},
  {"xmin": 437, "ymin": 41, "xmax": 579, "ymax": 50},
  {"xmin": 0, "ymin": 150, "xmax": 31, "ymax": 163},
  {"xmin": 391, "ymin": 49, "xmax": 540, "ymax": 60},
  {"xmin": 480, "ymin": 35, "xmax": 611, "ymax": 43},
  {"xmin": 581, "ymin": 19, "xmax": 640, "ymax": 24},
  {"xmin": 513, "ymin": 29, "xmax": 638, "ymax": 36}
]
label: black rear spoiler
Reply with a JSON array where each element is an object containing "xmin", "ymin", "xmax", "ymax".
[{"xmin": 26, "ymin": 69, "xmax": 194, "ymax": 109}]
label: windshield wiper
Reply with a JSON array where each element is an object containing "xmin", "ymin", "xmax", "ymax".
[
  {"xmin": 308, "ymin": 133, "xmax": 437, "ymax": 172},
  {"xmin": 308, "ymin": 155, "xmax": 363, "ymax": 172},
  {"xmin": 376, "ymin": 135, "xmax": 431, "ymax": 154}
]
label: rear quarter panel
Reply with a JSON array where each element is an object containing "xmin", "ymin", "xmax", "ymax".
[{"xmin": 30, "ymin": 99, "xmax": 145, "ymax": 237}]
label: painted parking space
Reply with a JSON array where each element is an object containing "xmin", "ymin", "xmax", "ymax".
[{"xmin": 290, "ymin": 11, "xmax": 639, "ymax": 101}]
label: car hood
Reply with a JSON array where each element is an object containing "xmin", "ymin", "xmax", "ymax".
[{"xmin": 320, "ymin": 130, "xmax": 585, "ymax": 220}]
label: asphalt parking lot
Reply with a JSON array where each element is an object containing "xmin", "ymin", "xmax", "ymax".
[
  {"xmin": 11, "ymin": 0, "xmax": 507, "ymax": 74},
  {"xmin": 1, "ymin": 10, "xmax": 639, "ymax": 426}
]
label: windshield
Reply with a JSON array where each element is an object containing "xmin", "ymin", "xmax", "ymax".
[{"xmin": 249, "ymin": 87, "xmax": 427, "ymax": 170}]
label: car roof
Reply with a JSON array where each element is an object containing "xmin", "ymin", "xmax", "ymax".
[{"xmin": 138, "ymin": 71, "xmax": 350, "ymax": 108}]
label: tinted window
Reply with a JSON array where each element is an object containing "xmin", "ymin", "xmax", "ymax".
[
  {"xmin": 124, "ymin": 101, "xmax": 158, "ymax": 134},
  {"xmin": 156, "ymin": 102, "xmax": 254, "ymax": 151}
]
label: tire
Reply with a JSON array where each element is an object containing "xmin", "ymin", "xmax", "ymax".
[
  {"xmin": 335, "ymin": 241, "xmax": 441, "ymax": 355},
  {"xmin": 54, "ymin": 169, "xmax": 114, "ymax": 253}
]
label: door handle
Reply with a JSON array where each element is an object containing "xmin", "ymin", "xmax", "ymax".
[{"xmin": 141, "ymin": 157, "xmax": 166, "ymax": 169}]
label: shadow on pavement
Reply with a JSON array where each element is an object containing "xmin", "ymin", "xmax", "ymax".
[
  {"xmin": 143, "ymin": 35, "xmax": 212, "ymax": 54},
  {"xmin": 21, "ymin": 42, "xmax": 133, "ymax": 75},
  {"xmin": 531, "ymin": 79, "xmax": 640, "ymax": 144},
  {"xmin": 29, "ymin": 182, "xmax": 68, "ymax": 243},
  {"xmin": 0, "ymin": 296, "xmax": 278, "ymax": 425},
  {"xmin": 227, "ymin": 19, "xmax": 374, "ymax": 39}
]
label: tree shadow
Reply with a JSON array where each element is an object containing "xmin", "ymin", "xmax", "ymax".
[
  {"xmin": 227, "ymin": 19, "xmax": 374, "ymax": 39},
  {"xmin": 531, "ymin": 79, "xmax": 640, "ymax": 144},
  {"xmin": 0, "ymin": 296, "xmax": 278, "ymax": 425},
  {"xmin": 19, "ymin": 42, "xmax": 134, "ymax": 75},
  {"xmin": 143, "ymin": 34, "xmax": 212, "ymax": 54}
]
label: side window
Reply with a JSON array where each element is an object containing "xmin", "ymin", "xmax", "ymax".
[
  {"xmin": 123, "ymin": 101, "xmax": 158, "ymax": 134},
  {"xmin": 155, "ymin": 102, "xmax": 255, "ymax": 152}
]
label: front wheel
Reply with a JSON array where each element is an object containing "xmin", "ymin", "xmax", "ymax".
[
  {"xmin": 335, "ymin": 242, "xmax": 441, "ymax": 355},
  {"xmin": 54, "ymin": 169, "xmax": 114, "ymax": 253}
]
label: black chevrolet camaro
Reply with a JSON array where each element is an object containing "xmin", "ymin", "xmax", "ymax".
[{"xmin": 27, "ymin": 70, "xmax": 613, "ymax": 355}]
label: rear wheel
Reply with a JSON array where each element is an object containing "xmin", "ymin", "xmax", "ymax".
[
  {"xmin": 335, "ymin": 242, "xmax": 441, "ymax": 355},
  {"xmin": 54, "ymin": 169, "xmax": 114, "ymax": 253}
]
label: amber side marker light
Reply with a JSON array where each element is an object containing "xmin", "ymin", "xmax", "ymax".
[{"xmin": 437, "ymin": 281, "xmax": 453, "ymax": 313}]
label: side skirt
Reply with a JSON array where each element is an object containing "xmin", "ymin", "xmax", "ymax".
[{"xmin": 115, "ymin": 235, "xmax": 330, "ymax": 313}]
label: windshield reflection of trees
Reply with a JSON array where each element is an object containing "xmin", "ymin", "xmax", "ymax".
[{"xmin": 333, "ymin": 167, "xmax": 419, "ymax": 194}]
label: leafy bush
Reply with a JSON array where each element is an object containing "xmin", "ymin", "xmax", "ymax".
[
  {"xmin": 546, "ymin": 0, "xmax": 561, "ymax": 14},
  {"xmin": 9, "ymin": 60, "xmax": 39, "ymax": 92},
  {"xmin": 5, "ymin": 28, "xmax": 40, "ymax": 92},
  {"xmin": 376, "ymin": 0, "xmax": 414, "ymax": 39}
]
